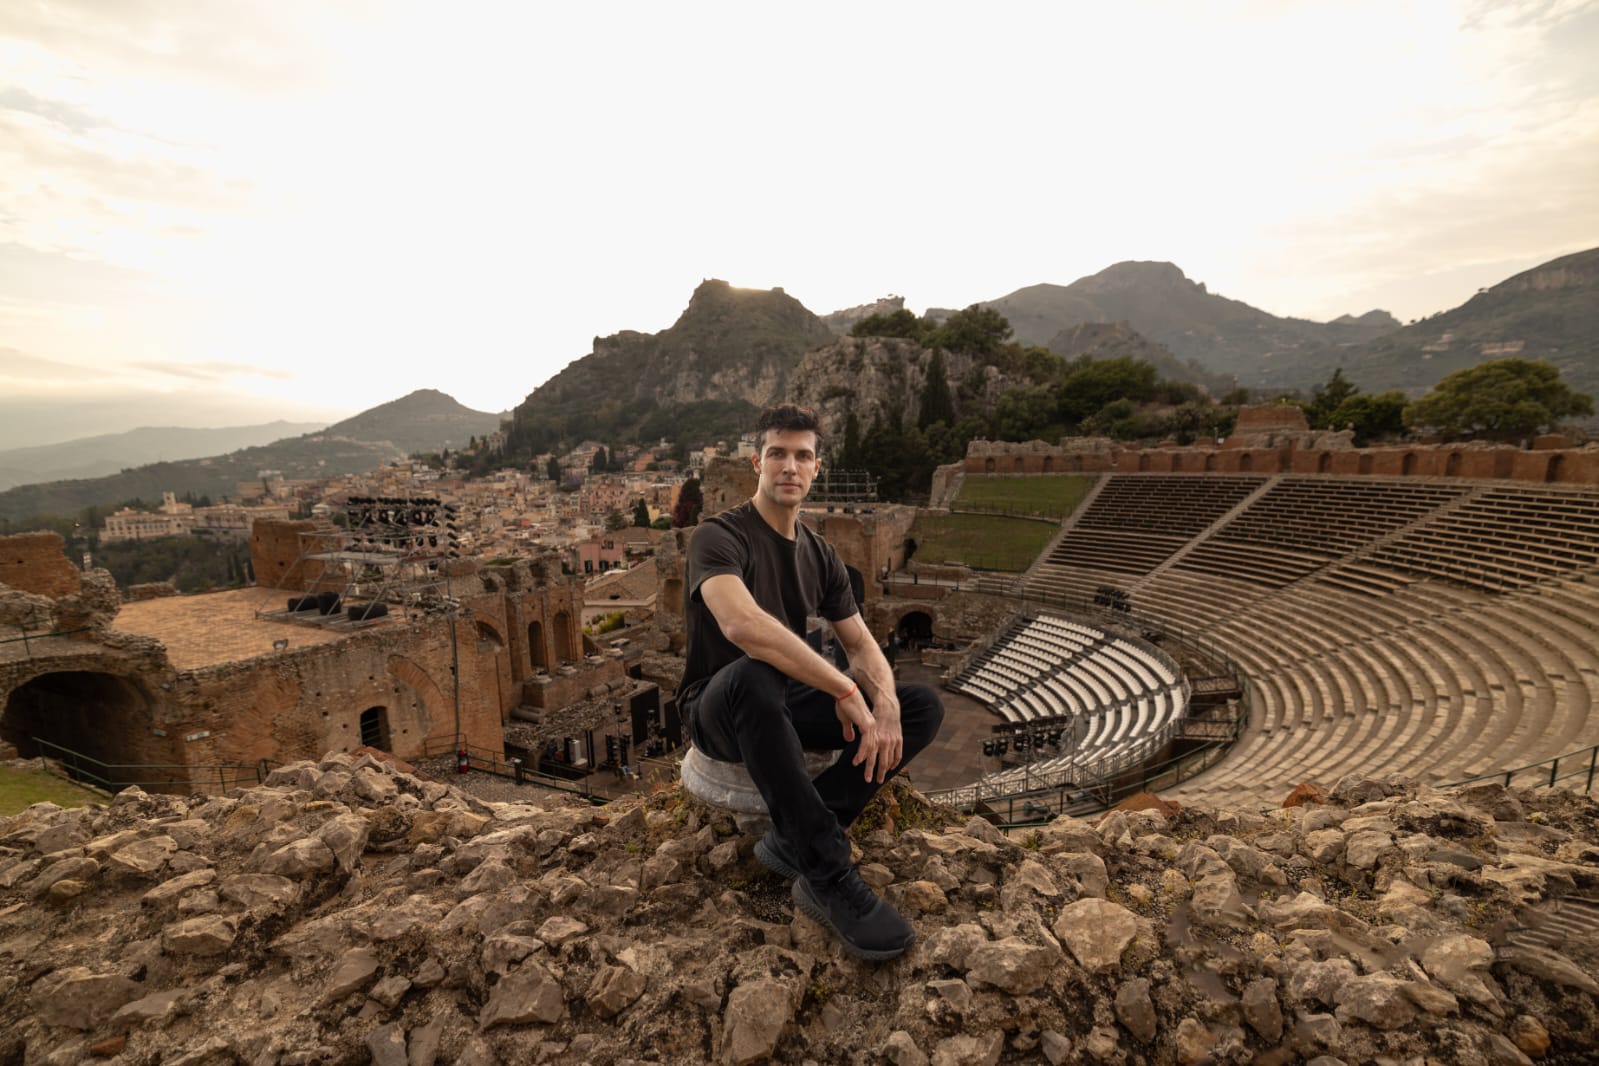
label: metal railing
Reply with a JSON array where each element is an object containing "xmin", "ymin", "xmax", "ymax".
[
  {"xmin": 926, "ymin": 596, "xmax": 1249, "ymax": 817},
  {"xmin": 420, "ymin": 738, "xmax": 607, "ymax": 803},
  {"xmin": 30, "ymin": 737, "xmax": 272, "ymax": 794},
  {"xmin": 1443, "ymin": 743, "xmax": 1598, "ymax": 795}
]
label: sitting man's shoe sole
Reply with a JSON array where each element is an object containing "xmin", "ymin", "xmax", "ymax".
[
  {"xmin": 754, "ymin": 831, "xmax": 801, "ymax": 880},
  {"xmin": 791, "ymin": 875, "xmax": 915, "ymax": 962}
]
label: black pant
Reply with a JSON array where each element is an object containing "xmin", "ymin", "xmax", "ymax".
[{"xmin": 686, "ymin": 656, "xmax": 944, "ymax": 884}]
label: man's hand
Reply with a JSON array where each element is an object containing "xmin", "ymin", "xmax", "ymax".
[{"xmin": 835, "ymin": 685, "xmax": 903, "ymax": 783}]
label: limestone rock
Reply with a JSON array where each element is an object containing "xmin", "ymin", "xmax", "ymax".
[
  {"xmin": 587, "ymin": 963, "xmax": 647, "ymax": 1018},
  {"xmin": 322, "ymin": 947, "xmax": 383, "ymax": 1002},
  {"xmin": 1333, "ymin": 973, "xmax": 1419, "ymax": 1029},
  {"xmin": 1054, "ymin": 897, "xmax": 1139, "ymax": 973},
  {"xmin": 366, "ymin": 1021, "xmax": 407, "ymax": 1066},
  {"xmin": 964, "ymin": 937, "xmax": 1057, "ymax": 995},
  {"xmin": 882, "ymin": 1029, "xmax": 928, "ymax": 1066},
  {"xmin": 481, "ymin": 961, "xmax": 565, "ymax": 1028},
  {"xmin": 259, "ymin": 837, "xmax": 335, "ymax": 878},
  {"xmin": 722, "ymin": 978, "xmax": 795, "ymax": 1066},
  {"xmin": 219, "ymin": 873, "xmax": 299, "ymax": 910},
  {"xmin": 162, "ymin": 914, "xmax": 238, "ymax": 956},
  {"xmin": 930, "ymin": 1030, "xmax": 1004, "ymax": 1066},
  {"xmin": 1114, "ymin": 977, "xmax": 1157, "ymax": 1043},
  {"xmin": 31, "ymin": 968, "xmax": 141, "ymax": 1030},
  {"xmin": 1241, "ymin": 977, "xmax": 1284, "ymax": 1043},
  {"xmin": 316, "ymin": 813, "xmax": 371, "ymax": 873}
]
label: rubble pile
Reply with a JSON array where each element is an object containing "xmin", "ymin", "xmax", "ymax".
[{"xmin": 1, "ymin": 756, "xmax": 1596, "ymax": 1065}]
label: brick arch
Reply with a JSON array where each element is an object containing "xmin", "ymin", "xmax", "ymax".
[
  {"xmin": 474, "ymin": 617, "xmax": 505, "ymax": 650},
  {"xmin": 386, "ymin": 655, "xmax": 441, "ymax": 735},
  {"xmin": 1, "ymin": 668, "xmax": 169, "ymax": 780}
]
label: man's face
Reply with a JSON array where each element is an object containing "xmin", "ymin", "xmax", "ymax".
[{"xmin": 752, "ymin": 428, "xmax": 821, "ymax": 509}]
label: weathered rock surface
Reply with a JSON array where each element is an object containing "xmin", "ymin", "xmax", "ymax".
[{"xmin": 1, "ymin": 763, "xmax": 1596, "ymax": 1065}]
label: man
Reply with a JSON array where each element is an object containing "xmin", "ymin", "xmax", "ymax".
[{"xmin": 677, "ymin": 403, "xmax": 944, "ymax": 961}]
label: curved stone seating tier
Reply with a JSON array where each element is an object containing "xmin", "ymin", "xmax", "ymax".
[
  {"xmin": 679, "ymin": 746, "xmax": 840, "ymax": 815},
  {"xmin": 977, "ymin": 476, "xmax": 1599, "ymax": 811}
]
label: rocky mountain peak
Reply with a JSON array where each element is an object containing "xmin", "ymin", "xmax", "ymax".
[{"xmin": 1074, "ymin": 261, "xmax": 1196, "ymax": 294}]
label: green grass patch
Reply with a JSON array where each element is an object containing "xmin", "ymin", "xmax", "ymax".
[
  {"xmin": 909, "ymin": 513, "xmax": 1059, "ymax": 572},
  {"xmin": 955, "ymin": 474, "xmax": 1095, "ymax": 517},
  {"xmin": 0, "ymin": 763, "xmax": 104, "ymax": 816}
]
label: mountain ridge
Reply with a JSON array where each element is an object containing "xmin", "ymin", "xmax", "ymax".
[
  {"xmin": 0, "ymin": 390, "xmax": 501, "ymax": 524},
  {"xmin": 0, "ymin": 421, "xmax": 328, "ymax": 493}
]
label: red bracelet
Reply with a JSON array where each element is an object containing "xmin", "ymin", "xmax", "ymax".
[{"xmin": 836, "ymin": 681, "xmax": 857, "ymax": 703}]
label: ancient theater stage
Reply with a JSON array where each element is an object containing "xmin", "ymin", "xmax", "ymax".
[{"xmin": 114, "ymin": 587, "xmax": 356, "ymax": 670}]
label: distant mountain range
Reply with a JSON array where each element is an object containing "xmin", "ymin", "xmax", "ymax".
[
  {"xmin": 0, "ymin": 390, "xmax": 503, "ymax": 524},
  {"xmin": 1287, "ymin": 247, "xmax": 1599, "ymax": 400},
  {"xmin": 0, "ymin": 421, "xmax": 327, "ymax": 493},
  {"xmin": 501, "ymin": 249, "xmax": 1597, "ymax": 459},
  {"xmin": 935, "ymin": 261, "xmax": 1402, "ymax": 388}
]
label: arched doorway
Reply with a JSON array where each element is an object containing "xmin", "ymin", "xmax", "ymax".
[
  {"xmin": 1137, "ymin": 454, "xmax": 1151, "ymax": 472},
  {"xmin": 528, "ymin": 620, "xmax": 547, "ymax": 671},
  {"xmin": 1445, "ymin": 452, "xmax": 1462, "ymax": 477},
  {"xmin": 553, "ymin": 611, "xmax": 574, "ymax": 663},
  {"xmin": 1546, "ymin": 454, "xmax": 1566, "ymax": 483},
  {"xmin": 1401, "ymin": 452, "xmax": 1418, "ymax": 475},
  {"xmin": 897, "ymin": 611, "xmax": 935, "ymax": 648},
  {"xmin": 1239, "ymin": 453, "xmax": 1253, "ymax": 472},
  {"xmin": 903, "ymin": 537, "xmax": 918, "ymax": 565},
  {"xmin": 2, "ymin": 671, "xmax": 163, "ymax": 787},
  {"xmin": 359, "ymin": 706, "xmax": 391, "ymax": 751},
  {"xmin": 1204, "ymin": 453, "xmax": 1217, "ymax": 472},
  {"xmin": 1013, "ymin": 457, "xmax": 1025, "ymax": 473},
  {"xmin": 984, "ymin": 458, "xmax": 996, "ymax": 474},
  {"xmin": 1317, "ymin": 452, "xmax": 1332, "ymax": 473},
  {"xmin": 1043, "ymin": 456, "xmax": 1054, "ymax": 472}
]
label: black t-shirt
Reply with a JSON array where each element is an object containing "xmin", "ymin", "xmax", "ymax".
[{"xmin": 679, "ymin": 500, "xmax": 856, "ymax": 696}]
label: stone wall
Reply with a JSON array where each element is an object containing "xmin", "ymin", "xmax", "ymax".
[
  {"xmin": 801, "ymin": 506, "xmax": 917, "ymax": 609},
  {"xmin": 961, "ymin": 436, "xmax": 1599, "ymax": 485},
  {"xmin": 0, "ymin": 532, "xmax": 81, "ymax": 600},
  {"xmin": 700, "ymin": 456, "xmax": 757, "ymax": 519},
  {"xmin": 0, "ymin": 537, "xmax": 605, "ymax": 791},
  {"xmin": 250, "ymin": 520, "xmax": 330, "ymax": 592}
]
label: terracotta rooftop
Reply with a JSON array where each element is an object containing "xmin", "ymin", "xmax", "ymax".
[{"xmin": 115, "ymin": 586, "xmax": 365, "ymax": 671}]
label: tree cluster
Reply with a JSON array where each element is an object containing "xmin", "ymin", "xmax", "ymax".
[{"xmin": 838, "ymin": 307, "xmax": 1243, "ymax": 500}]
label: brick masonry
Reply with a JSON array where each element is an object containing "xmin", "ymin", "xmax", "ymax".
[{"xmin": 0, "ymin": 525, "xmax": 604, "ymax": 791}]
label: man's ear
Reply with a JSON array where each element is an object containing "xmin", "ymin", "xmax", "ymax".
[{"xmin": 750, "ymin": 451, "xmax": 761, "ymax": 474}]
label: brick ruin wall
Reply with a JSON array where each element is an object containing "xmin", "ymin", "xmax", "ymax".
[
  {"xmin": 0, "ymin": 528, "xmax": 605, "ymax": 789},
  {"xmin": 962, "ymin": 435, "xmax": 1599, "ymax": 484},
  {"xmin": 0, "ymin": 533, "xmax": 82, "ymax": 600}
]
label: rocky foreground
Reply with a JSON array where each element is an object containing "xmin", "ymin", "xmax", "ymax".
[{"xmin": 1, "ymin": 757, "xmax": 1597, "ymax": 1066}]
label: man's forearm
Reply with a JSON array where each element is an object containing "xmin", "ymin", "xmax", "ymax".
[
  {"xmin": 840, "ymin": 629, "xmax": 898, "ymax": 714},
  {"xmin": 728, "ymin": 610, "xmax": 854, "ymax": 698}
]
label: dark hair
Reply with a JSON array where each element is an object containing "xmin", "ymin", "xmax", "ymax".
[{"xmin": 755, "ymin": 403, "xmax": 824, "ymax": 456}]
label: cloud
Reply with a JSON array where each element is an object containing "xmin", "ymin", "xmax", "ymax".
[
  {"xmin": 127, "ymin": 360, "xmax": 291, "ymax": 383},
  {"xmin": 0, "ymin": 347, "xmax": 98, "ymax": 380}
]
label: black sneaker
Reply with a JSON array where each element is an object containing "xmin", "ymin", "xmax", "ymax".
[
  {"xmin": 754, "ymin": 830, "xmax": 802, "ymax": 880},
  {"xmin": 792, "ymin": 868, "xmax": 915, "ymax": 961}
]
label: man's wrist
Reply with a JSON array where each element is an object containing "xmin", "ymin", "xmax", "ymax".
[{"xmin": 836, "ymin": 680, "xmax": 858, "ymax": 703}]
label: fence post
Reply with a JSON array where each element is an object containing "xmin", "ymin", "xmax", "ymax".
[
  {"xmin": 1588, "ymin": 746, "xmax": 1596, "ymax": 794},
  {"xmin": 1550, "ymin": 756, "xmax": 1559, "ymax": 789}
]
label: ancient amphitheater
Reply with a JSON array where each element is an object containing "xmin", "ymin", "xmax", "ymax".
[{"xmin": 948, "ymin": 470, "xmax": 1599, "ymax": 809}]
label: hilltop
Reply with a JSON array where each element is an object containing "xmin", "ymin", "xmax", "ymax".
[
  {"xmin": 1, "ymin": 759, "xmax": 1594, "ymax": 1063},
  {"xmin": 506, "ymin": 280, "xmax": 834, "ymax": 455},
  {"xmin": 935, "ymin": 263, "xmax": 1400, "ymax": 388},
  {"xmin": 1311, "ymin": 247, "xmax": 1599, "ymax": 401}
]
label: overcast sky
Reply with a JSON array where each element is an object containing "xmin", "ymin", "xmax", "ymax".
[{"xmin": 2, "ymin": 0, "xmax": 1596, "ymax": 445}]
